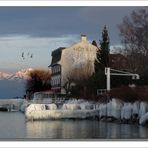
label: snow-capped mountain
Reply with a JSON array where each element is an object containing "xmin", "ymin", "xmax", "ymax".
[
  {"xmin": 9, "ymin": 68, "xmax": 33, "ymax": 80},
  {"xmin": 0, "ymin": 72, "xmax": 12, "ymax": 80},
  {"xmin": 0, "ymin": 68, "xmax": 33, "ymax": 81}
]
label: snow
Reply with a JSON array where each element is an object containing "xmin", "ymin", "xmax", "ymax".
[
  {"xmin": 0, "ymin": 68, "xmax": 33, "ymax": 81},
  {"xmin": 110, "ymin": 98, "xmax": 123, "ymax": 119},
  {"xmin": 139, "ymin": 102, "xmax": 148, "ymax": 117},
  {"xmin": 139, "ymin": 112, "xmax": 148, "ymax": 125},
  {"xmin": 99, "ymin": 103, "xmax": 107, "ymax": 118},
  {"xmin": 25, "ymin": 98, "xmax": 148, "ymax": 125},
  {"xmin": 25, "ymin": 102, "xmax": 98, "ymax": 120},
  {"xmin": 121, "ymin": 103, "xmax": 133, "ymax": 120},
  {"xmin": 107, "ymin": 101, "xmax": 112, "ymax": 117},
  {"xmin": 132, "ymin": 101, "xmax": 140, "ymax": 117},
  {"xmin": 26, "ymin": 109, "xmax": 98, "ymax": 120},
  {"xmin": 62, "ymin": 104, "xmax": 81, "ymax": 110}
]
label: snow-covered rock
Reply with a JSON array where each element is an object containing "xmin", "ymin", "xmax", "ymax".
[
  {"xmin": 121, "ymin": 103, "xmax": 133, "ymax": 120},
  {"xmin": 111, "ymin": 99, "xmax": 123, "ymax": 119},
  {"xmin": 45, "ymin": 104, "xmax": 57, "ymax": 110},
  {"xmin": 62, "ymin": 104, "xmax": 81, "ymax": 110},
  {"xmin": 107, "ymin": 101, "xmax": 112, "ymax": 117},
  {"xmin": 139, "ymin": 102, "xmax": 148, "ymax": 117},
  {"xmin": 26, "ymin": 103, "xmax": 57, "ymax": 115},
  {"xmin": 25, "ymin": 103, "xmax": 98, "ymax": 120},
  {"xmin": 139, "ymin": 112, "xmax": 148, "ymax": 125},
  {"xmin": 99, "ymin": 103, "xmax": 107, "ymax": 118},
  {"xmin": 132, "ymin": 101, "xmax": 140, "ymax": 118}
]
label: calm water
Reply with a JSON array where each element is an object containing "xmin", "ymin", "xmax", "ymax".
[{"xmin": 0, "ymin": 112, "xmax": 148, "ymax": 140}]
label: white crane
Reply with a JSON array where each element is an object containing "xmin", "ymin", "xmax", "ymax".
[{"xmin": 105, "ymin": 67, "xmax": 140, "ymax": 91}]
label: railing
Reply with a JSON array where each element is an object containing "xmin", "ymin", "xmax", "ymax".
[{"xmin": 97, "ymin": 89, "xmax": 107, "ymax": 95}]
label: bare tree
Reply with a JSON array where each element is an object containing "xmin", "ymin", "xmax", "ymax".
[
  {"xmin": 118, "ymin": 8, "xmax": 148, "ymax": 74},
  {"xmin": 25, "ymin": 69, "xmax": 51, "ymax": 99}
]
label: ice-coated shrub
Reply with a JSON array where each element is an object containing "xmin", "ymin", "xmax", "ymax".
[
  {"xmin": 111, "ymin": 98, "xmax": 123, "ymax": 119},
  {"xmin": 121, "ymin": 103, "xmax": 133, "ymax": 120},
  {"xmin": 99, "ymin": 103, "xmax": 107, "ymax": 118},
  {"xmin": 45, "ymin": 104, "xmax": 57, "ymax": 110},
  {"xmin": 132, "ymin": 101, "xmax": 140, "ymax": 117},
  {"xmin": 139, "ymin": 102, "xmax": 148, "ymax": 117}
]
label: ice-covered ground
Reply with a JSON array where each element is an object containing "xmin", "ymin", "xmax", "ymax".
[
  {"xmin": 25, "ymin": 101, "xmax": 98, "ymax": 120},
  {"xmin": 25, "ymin": 98, "xmax": 148, "ymax": 125}
]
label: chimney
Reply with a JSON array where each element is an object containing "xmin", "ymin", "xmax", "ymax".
[{"xmin": 81, "ymin": 34, "xmax": 87, "ymax": 42}]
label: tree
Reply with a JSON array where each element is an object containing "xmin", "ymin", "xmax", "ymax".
[
  {"xmin": 118, "ymin": 8, "xmax": 148, "ymax": 74},
  {"xmin": 97, "ymin": 25, "xmax": 110, "ymax": 68},
  {"xmin": 25, "ymin": 69, "xmax": 51, "ymax": 99},
  {"xmin": 93, "ymin": 26, "xmax": 110, "ymax": 90}
]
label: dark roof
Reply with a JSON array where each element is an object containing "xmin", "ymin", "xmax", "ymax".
[{"xmin": 49, "ymin": 47, "xmax": 65, "ymax": 67}]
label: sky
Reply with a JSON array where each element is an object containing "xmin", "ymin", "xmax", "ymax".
[{"xmin": 0, "ymin": 6, "xmax": 142, "ymax": 74}]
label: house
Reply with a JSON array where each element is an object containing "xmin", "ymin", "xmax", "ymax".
[
  {"xmin": 49, "ymin": 47, "xmax": 65, "ymax": 93},
  {"xmin": 49, "ymin": 35, "xmax": 98, "ymax": 94}
]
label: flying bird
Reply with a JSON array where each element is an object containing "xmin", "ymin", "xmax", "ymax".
[
  {"xmin": 22, "ymin": 52, "xmax": 25, "ymax": 60},
  {"xmin": 30, "ymin": 54, "xmax": 33, "ymax": 58}
]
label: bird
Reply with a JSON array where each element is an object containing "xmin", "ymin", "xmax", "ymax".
[
  {"xmin": 30, "ymin": 54, "xmax": 33, "ymax": 58},
  {"xmin": 22, "ymin": 52, "xmax": 25, "ymax": 60},
  {"xmin": 22, "ymin": 52, "xmax": 24, "ymax": 58}
]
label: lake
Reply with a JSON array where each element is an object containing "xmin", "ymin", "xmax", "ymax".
[{"xmin": 0, "ymin": 112, "xmax": 148, "ymax": 140}]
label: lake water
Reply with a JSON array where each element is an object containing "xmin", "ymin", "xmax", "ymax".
[{"xmin": 0, "ymin": 112, "xmax": 148, "ymax": 140}]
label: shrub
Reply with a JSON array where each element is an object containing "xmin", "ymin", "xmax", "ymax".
[{"xmin": 109, "ymin": 86, "xmax": 148, "ymax": 102}]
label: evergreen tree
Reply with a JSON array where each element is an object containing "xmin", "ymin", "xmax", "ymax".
[
  {"xmin": 96, "ymin": 25, "xmax": 110, "ymax": 69},
  {"xmin": 94, "ymin": 26, "xmax": 110, "ymax": 90}
]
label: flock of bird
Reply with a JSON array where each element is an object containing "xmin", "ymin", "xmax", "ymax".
[{"xmin": 21, "ymin": 52, "xmax": 33, "ymax": 60}]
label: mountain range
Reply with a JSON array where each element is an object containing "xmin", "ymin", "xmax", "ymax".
[
  {"xmin": 0, "ymin": 68, "xmax": 33, "ymax": 98},
  {"xmin": 0, "ymin": 68, "xmax": 33, "ymax": 81}
]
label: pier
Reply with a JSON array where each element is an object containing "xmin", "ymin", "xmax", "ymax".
[{"xmin": 0, "ymin": 99, "xmax": 24, "ymax": 112}]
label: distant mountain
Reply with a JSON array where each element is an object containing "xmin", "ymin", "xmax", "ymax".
[
  {"xmin": 0, "ymin": 72, "xmax": 11, "ymax": 80},
  {"xmin": 0, "ymin": 68, "xmax": 33, "ymax": 98},
  {"xmin": 8, "ymin": 68, "xmax": 33, "ymax": 81},
  {"xmin": 0, "ymin": 68, "xmax": 33, "ymax": 81}
]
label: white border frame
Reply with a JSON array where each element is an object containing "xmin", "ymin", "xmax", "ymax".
[
  {"xmin": 0, "ymin": 1, "xmax": 147, "ymax": 6},
  {"xmin": 0, "ymin": 1, "xmax": 148, "ymax": 147}
]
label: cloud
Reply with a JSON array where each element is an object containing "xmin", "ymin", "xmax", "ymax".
[{"xmin": 0, "ymin": 34, "xmax": 79, "ymax": 73}]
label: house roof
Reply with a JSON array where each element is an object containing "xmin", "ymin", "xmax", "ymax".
[{"xmin": 49, "ymin": 47, "xmax": 65, "ymax": 67}]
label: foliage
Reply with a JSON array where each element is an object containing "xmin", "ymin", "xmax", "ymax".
[
  {"xmin": 97, "ymin": 25, "xmax": 110, "ymax": 68},
  {"xmin": 25, "ymin": 69, "xmax": 51, "ymax": 99},
  {"xmin": 109, "ymin": 86, "xmax": 148, "ymax": 102},
  {"xmin": 118, "ymin": 8, "xmax": 148, "ymax": 74}
]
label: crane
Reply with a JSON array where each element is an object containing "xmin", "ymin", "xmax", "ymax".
[{"xmin": 105, "ymin": 67, "xmax": 140, "ymax": 91}]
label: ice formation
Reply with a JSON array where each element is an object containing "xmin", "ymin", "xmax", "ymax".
[
  {"xmin": 60, "ymin": 36, "xmax": 98, "ymax": 86},
  {"xmin": 99, "ymin": 103, "xmax": 107, "ymax": 118},
  {"xmin": 110, "ymin": 99, "xmax": 123, "ymax": 119},
  {"xmin": 132, "ymin": 101, "xmax": 140, "ymax": 117},
  {"xmin": 25, "ymin": 98, "xmax": 148, "ymax": 124},
  {"xmin": 25, "ymin": 102, "xmax": 98, "ymax": 120},
  {"xmin": 139, "ymin": 102, "xmax": 148, "ymax": 117},
  {"xmin": 121, "ymin": 103, "xmax": 133, "ymax": 120},
  {"xmin": 139, "ymin": 112, "xmax": 148, "ymax": 125},
  {"xmin": 26, "ymin": 103, "xmax": 58, "ymax": 115}
]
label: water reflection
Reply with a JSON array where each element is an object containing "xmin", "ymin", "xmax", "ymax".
[
  {"xmin": 0, "ymin": 112, "xmax": 147, "ymax": 139},
  {"xmin": 26, "ymin": 120, "xmax": 148, "ymax": 139}
]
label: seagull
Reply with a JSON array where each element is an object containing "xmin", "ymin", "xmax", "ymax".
[
  {"xmin": 22, "ymin": 52, "xmax": 25, "ymax": 60},
  {"xmin": 30, "ymin": 54, "xmax": 33, "ymax": 58},
  {"xmin": 22, "ymin": 52, "xmax": 24, "ymax": 58}
]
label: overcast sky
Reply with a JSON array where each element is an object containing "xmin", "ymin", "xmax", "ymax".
[{"xmin": 0, "ymin": 6, "xmax": 142, "ymax": 73}]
